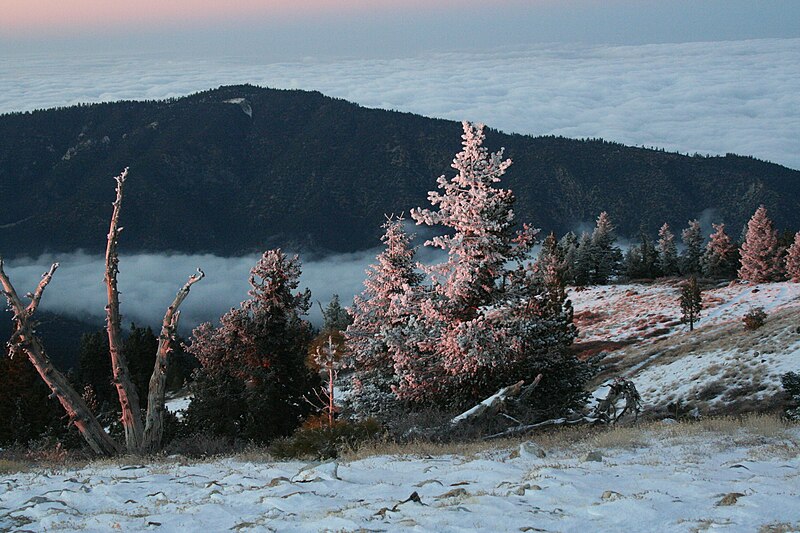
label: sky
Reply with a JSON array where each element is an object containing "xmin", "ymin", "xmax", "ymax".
[
  {"xmin": 2, "ymin": 0, "xmax": 799, "ymax": 326},
  {"xmin": 3, "ymin": 1, "xmax": 800, "ymax": 58}
]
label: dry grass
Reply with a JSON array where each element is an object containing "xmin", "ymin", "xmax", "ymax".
[
  {"xmin": 0, "ymin": 458, "xmax": 33, "ymax": 474},
  {"xmin": 339, "ymin": 414, "xmax": 796, "ymax": 462},
  {"xmin": 1, "ymin": 416, "xmax": 793, "ymax": 474}
]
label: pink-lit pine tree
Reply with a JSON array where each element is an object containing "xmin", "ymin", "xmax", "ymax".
[
  {"xmin": 786, "ymin": 231, "xmax": 800, "ymax": 282},
  {"xmin": 411, "ymin": 122, "xmax": 536, "ymax": 313},
  {"xmin": 657, "ymin": 223, "xmax": 679, "ymax": 276},
  {"xmin": 702, "ymin": 223, "xmax": 738, "ymax": 279},
  {"xmin": 392, "ymin": 122, "xmax": 584, "ymax": 410},
  {"xmin": 738, "ymin": 205, "xmax": 784, "ymax": 283},
  {"xmin": 345, "ymin": 216, "xmax": 422, "ymax": 418}
]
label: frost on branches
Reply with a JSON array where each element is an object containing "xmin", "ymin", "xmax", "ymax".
[
  {"xmin": 360, "ymin": 121, "xmax": 589, "ymax": 413},
  {"xmin": 738, "ymin": 205, "xmax": 784, "ymax": 283},
  {"xmin": 656, "ymin": 223, "xmax": 679, "ymax": 277},
  {"xmin": 345, "ymin": 216, "xmax": 423, "ymax": 419},
  {"xmin": 184, "ymin": 250, "xmax": 317, "ymax": 443},
  {"xmin": 785, "ymin": 231, "xmax": 800, "ymax": 282},
  {"xmin": 702, "ymin": 223, "xmax": 738, "ymax": 279}
]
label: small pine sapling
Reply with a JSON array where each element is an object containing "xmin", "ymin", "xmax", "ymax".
[
  {"xmin": 679, "ymin": 276, "xmax": 702, "ymax": 331},
  {"xmin": 742, "ymin": 307, "xmax": 767, "ymax": 330}
]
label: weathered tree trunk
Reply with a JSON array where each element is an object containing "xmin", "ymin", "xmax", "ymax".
[
  {"xmin": 142, "ymin": 269, "xmax": 204, "ymax": 452},
  {"xmin": 0, "ymin": 260, "xmax": 120, "ymax": 456},
  {"xmin": 104, "ymin": 168, "xmax": 145, "ymax": 454}
]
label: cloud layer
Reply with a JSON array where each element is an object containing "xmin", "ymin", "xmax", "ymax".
[
  {"xmin": 2, "ymin": 39, "xmax": 798, "ymax": 169},
  {"xmin": 3, "ymin": 251, "xmax": 380, "ymax": 331}
]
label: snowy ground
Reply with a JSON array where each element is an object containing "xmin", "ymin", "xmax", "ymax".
[
  {"xmin": 571, "ymin": 281, "xmax": 800, "ymax": 346},
  {"xmin": 2, "ymin": 423, "xmax": 798, "ymax": 532},
  {"xmin": 573, "ymin": 281, "xmax": 800, "ymax": 415}
]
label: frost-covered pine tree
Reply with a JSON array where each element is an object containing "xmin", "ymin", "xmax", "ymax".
[
  {"xmin": 411, "ymin": 122, "xmax": 536, "ymax": 313},
  {"xmin": 590, "ymin": 212, "xmax": 622, "ymax": 284},
  {"xmin": 404, "ymin": 122, "xmax": 536, "ymax": 405},
  {"xmin": 394, "ymin": 122, "xmax": 584, "ymax": 410},
  {"xmin": 680, "ymin": 219, "xmax": 704, "ymax": 276},
  {"xmin": 657, "ymin": 223, "xmax": 679, "ymax": 277},
  {"xmin": 702, "ymin": 223, "xmax": 738, "ymax": 279},
  {"xmin": 536, "ymin": 232, "xmax": 564, "ymax": 284},
  {"xmin": 786, "ymin": 231, "xmax": 800, "ymax": 282},
  {"xmin": 345, "ymin": 216, "xmax": 422, "ymax": 419},
  {"xmin": 738, "ymin": 205, "xmax": 784, "ymax": 283}
]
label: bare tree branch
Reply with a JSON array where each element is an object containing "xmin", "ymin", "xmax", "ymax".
[
  {"xmin": 25, "ymin": 263, "xmax": 59, "ymax": 317},
  {"xmin": 104, "ymin": 167, "xmax": 145, "ymax": 453},
  {"xmin": 0, "ymin": 257, "xmax": 120, "ymax": 456},
  {"xmin": 142, "ymin": 268, "xmax": 205, "ymax": 452}
]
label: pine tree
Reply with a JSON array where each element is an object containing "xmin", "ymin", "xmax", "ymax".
[
  {"xmin": 321, "ymin": 294, "xmax": 352, "ymax": 333},
  {"xmin": 0, "ymin": 352, "xmax": 65, "ymax": 446},
  {"xmin": 393, "ymin": 122, "xmax": 583, "ymax": 410},
  {"xmin": 702, "ymin": 223, "xmax": 738, "ymax": 279},
  {"xmin": 680, "ymin": 219, "xmax": 704, "ymax": 276},
  {"xmin": 535, "ymin": 232, "xmax": 565, "ymax": 285},
  {"xmin": 557, "ymin": 231, "xmax": 579, "ymax": 285},
  {"xmin": 657, "ymin": 223, "xmax": 679, "ymax": 276},
  {"xmin": 345, "ymin": 216, "xmax": 422, "ymax": 419},
  {"xmin": 590, "ymin": 212, "xmax": 622, "ymax": 284},
  {"xmin": 679, "ymin": 276, "xmax": 702, "ymax": 331},
  {"xmin": 785, "ymin": 231, "xmax": 800, "ymax": 282},
  {"xmin": 626, "ymin": 226, "xmax": 658, "ymax": 279},
  {"xmin": 185, "ymin": 250, "xmax": 317, "ymax": 443},
  {"xmin": 738, "ymin": 205, "xmax": 784, "ymax": 283},
  {"xmin": 573, "ymin": 232, "xmax": 594, "ymax": 286}
]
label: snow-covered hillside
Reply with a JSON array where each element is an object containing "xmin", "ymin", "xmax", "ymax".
[
  {"xmin": 2, "ymin": 421, "xmax": 797, "ymax": 532},
  {"xmin": 572, "ymin": 281, "xmax": 800, "ymax": 417}
]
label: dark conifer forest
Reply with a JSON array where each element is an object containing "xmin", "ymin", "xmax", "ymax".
[{"xmin": 1, "ymin": 85, "xmax": 798, "ymax": 257}]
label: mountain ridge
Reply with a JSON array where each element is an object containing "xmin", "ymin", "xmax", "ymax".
[{"xmin": 1, "ymin": 84, "xmax": 798, "ymax": 257}]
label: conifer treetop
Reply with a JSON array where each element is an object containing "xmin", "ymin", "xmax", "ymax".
[{"xmin": 738, "ymin": 205, "xmax": 784, "ymax": 283}]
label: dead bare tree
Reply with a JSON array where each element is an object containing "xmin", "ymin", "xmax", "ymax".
[
  {"xmin": 1, "ymin": 168, "xmax": 203, "ymax": 455},
  {"xmin": 142, "ymin": 268, "xmax": 204, "ymax": 452},
  {"xmin": 0, "ymin": 261, "xmax": 120, "ymax": 456},
  {"xmin": 104, "ymin": 169, "xmax": 146, "ymax": 452},
  {"xmin": 304, "ymin": 335, "xmax": 340, "ymax": 427}
]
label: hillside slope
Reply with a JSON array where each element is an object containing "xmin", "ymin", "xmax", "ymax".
[
  {"xmin": 1, "ymin": 85, "xmax": 798, "ymax": 256},
  {"xmin": 572, "ymin": 281, "xmax": 800, "ymax": 417}
]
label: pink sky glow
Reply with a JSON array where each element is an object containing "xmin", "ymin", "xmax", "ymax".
[{"xmin": 2, "ymin": 0, "xmax": 533, "ymax": 34}]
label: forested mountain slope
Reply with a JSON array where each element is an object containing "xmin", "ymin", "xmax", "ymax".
[{"xmin": 1, "ymin": 85, "xmax": 798, "ymax": 256}]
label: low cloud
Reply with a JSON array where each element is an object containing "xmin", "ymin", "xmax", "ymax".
[
  {"xmin": 3, "ymin": 250, "xmax": 385, "ymax": 332},
  {"xmin": 1, "ymin": 39, "xmax": 798, "ymax": 169}
]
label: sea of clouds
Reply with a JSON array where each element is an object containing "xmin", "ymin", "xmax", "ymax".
[
  {"xmin": 3, "ymin": 245, "xmax": 449, "ymax": 331},
  {"xmin": 3, "ymin": 38, "xmax": 799, "ymax": 330},
  {"xmin": 3, "ymin": 38, "xmax": 799, "ymax": 169},
  {"xmin": 4, "ymin": 251, "xmax": 375, "ymax": 331}
]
